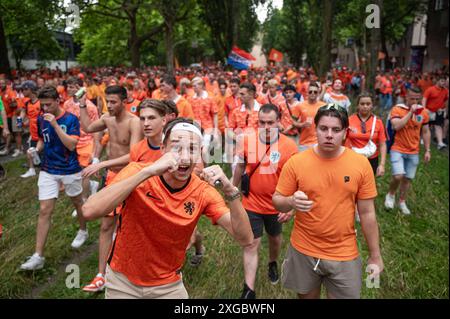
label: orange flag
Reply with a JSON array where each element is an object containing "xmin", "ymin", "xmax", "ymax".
[{"xmin": 269, "ymin": 48, "xmax": 284, "ymax": 62}]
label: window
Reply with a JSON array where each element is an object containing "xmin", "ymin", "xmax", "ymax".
[{"xmin": 435, "ymin": 0, "xmax": 444, "ymax": 10}]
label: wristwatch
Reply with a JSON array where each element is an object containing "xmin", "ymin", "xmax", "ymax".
[{"xmin": 224, "ymin": 187, "xmax": 241, "ymax": 202}]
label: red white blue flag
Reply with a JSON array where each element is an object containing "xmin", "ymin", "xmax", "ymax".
[{"xmin": 227, "ymin": 46, "xmax": 256, "ymax": 70}]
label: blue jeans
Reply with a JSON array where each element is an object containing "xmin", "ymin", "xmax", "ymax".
[{"xmin": 390, "ymin": 151, "xmax": 420, "ymax": 179}]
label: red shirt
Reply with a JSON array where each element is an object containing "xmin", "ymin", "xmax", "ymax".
[
  {"xmin": 423, "ymin": 85, "xmax": 449, "ymax": 112},
  {"xmin": 346, "ymin": 114, "xmax": 387, "ymax": 159}
]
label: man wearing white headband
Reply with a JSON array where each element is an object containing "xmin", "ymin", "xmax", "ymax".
[{"xmin": 83, "ymin": 117, "xmax": 253, "ymax": 299}]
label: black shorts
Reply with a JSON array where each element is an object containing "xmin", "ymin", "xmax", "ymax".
[
  {"xmin": 7, "ymin": 117, "xmax": 13, "ymax": 132},
  {"xmin": 30, "ymin": 140, "xmax": 38, "ymax": 148},
  {"xmin": 246, "ymin": 210, "xmax": 282, "ymax": 239},
  {"xmin": 429, "ymin": 110, "xmax": 445, "ymax": 126},
  {"xmin": 369, "ymin": 157, "xmax": 378, "ymax": 176}
]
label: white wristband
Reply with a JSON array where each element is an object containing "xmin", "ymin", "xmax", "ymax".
[{"xmin": 92, "ymin": 157, "xmax": 100, "ymax": 164}]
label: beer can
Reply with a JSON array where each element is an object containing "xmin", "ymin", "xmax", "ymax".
[
  {"xmin": 16, "ymin": 117, "xmax": 23, "ymax": 128},
  {"xmin": 75, "ymin": 87, "xmax": 86, "ymax": 100},
  {"xmin": 29, "ymin": 147, "xmax": 41, "ymax": 166}
]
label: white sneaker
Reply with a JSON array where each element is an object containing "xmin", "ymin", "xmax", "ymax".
[
  {"xmin": 384, "ymin": 193, "xmax": 395, "ymax": 210},
  {"xmin": 399, "ymin": 201, "xmax": 411, "ymax": 215},
  {"xmin": 21, "ymin": 168, "xmax": 36, "ymax": 178},
  {"xmin": 11, "ymin": 149, "xmax": 23, "ymax": 157},
  {"xmin": 72, "ymin": 209, "xmax": 78, "ymax": 218},
  {"xmin": 89, "ymin": 180, "xmax": 99, "ymax": 195},
  {"xmin": 0, "ymin": 148, "xmax": 9, "ymax": 156},
  {"xmin": 437, "ymin": 143, "xmax": 447, "ymax": 150},
  {"xmin": 71, "ymin": 229, "xmax": 89, "ymax": 249},
  {"xmin": 20, "ymin": 253, "xmax": 45, "ymax": 270}
]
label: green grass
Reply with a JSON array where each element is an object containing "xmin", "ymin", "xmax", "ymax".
[{"xmin": 0, "ymin": 147, "xmax": 448, "ymax": 299}]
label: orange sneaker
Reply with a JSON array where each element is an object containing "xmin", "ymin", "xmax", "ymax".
[{"xmin": 83, "ymin": 274, "xmax": 105, "ymax": 292}]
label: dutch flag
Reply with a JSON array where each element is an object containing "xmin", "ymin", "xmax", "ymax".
[{"xmin": 227, "ymin": 46, "xmax": 256, "ymax": 70}]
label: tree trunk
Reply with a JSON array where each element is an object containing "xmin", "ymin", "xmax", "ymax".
[
  {"xmin": 232, "ymin": 0, "xmax": 240, "ymax": 46},
  {"xmin": 319, "ymin": 0, "xmax": 333, "ymax": 77},
  {"xmin": 353, "ymin": 42, "xmax": 360, "ymax": 71},
  {"xmin": 380, "ymin": 23, "xmax": 391, "ymax": 70},
  {"xmin": 165, "ymin": 22, "xmax": 175, "ymax": 76},
  {"xmin": 0, "ymin": 16, "xmax": 11, "ymax": 76},
  {"xmin": 367, "ymin": 0, "xmax": 382, "ymax": 92},
  {"xmin": 129, "ymin": 15, "xmax": 140, "ymax": 68}
]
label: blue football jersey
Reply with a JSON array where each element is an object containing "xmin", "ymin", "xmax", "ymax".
[{"xmin": 38, "ymin": 111, "xmax": 81, "ymax": 175}]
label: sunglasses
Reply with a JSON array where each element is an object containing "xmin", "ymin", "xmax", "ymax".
[
  {"xmin": 319, "ymin": 103, "xmax": 347, "ymax": 113},
  {"xmin": 361, "ymin": 121, "xmax": 367, "ymax": 134}
]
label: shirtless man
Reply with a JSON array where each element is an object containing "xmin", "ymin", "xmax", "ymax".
[{"xmin": 78, "ymin": 85, "xmax": 143, "ymax": 292}]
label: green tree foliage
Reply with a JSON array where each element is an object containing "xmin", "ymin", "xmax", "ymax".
[
  {"xmin": 198, "ymin": 0, "xmax": 261, "ymax": 61},
  {"xmin": 0, "ymin": 0, "xmax": 64, "ymax": 72},
  {"xmin": 263, "ymin": 0, "xmax": 428, "ymax": 75}
]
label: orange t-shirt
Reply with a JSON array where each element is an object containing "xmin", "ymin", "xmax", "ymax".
[
  {"xmin": 125, "ymin": 99, "xmax": 141, "ymax": 116},
  {"xmin": 279, "ymin": 100, "xmax": 300, "ymax": 136},
  {"xmin": 238, "ymin": 133, "xmax": 298, "ymax": 214},
  {"xmin": 132, "ymin": 89, "xmax": 147, "ymax": 101},
  {"xmin": 63, "ymin": 97, "xmax": 99, "ymax": 147},
  {"xmin": 187, "ymin": 91, "xmax": 218, "ymax": 129},
  {"xmin": 129, "ymin": 138, "xmax": 162, "ymax": 163},
  {"xmin": 108, "ymin": 162, "xmax": 229, "ymax": 286},
  {"xmin": 174, "ymin": 96, "xmax": 195, "ymax": 119},
  {"xmin": 423, "ymin": 85, "xmax": 449, "ymax": 112},
  {"xmin": 215, "ymin": 94, "xmax": 227, "ymax": 132},
  {"xmin": 24, "ymin": 99, "xmax": 41, "ymax": 141},
  {"xmin": 418, "ymin": 78, "xmax": 433, "ymax": 93},
  {"xmin": 276, "ymin": 148, "xmax": 377, "ymax": 260},
  {"xmin": 151, "ymin": 88, "xmax": 166, "ymax": 100},
  {"xmin": 296, "ymin": 81, "xmax": 309, "ymax": 99},
  {"xmin": 225, "ymin": 95, "xmax": 242, "ymax": 122},
  {"xmin": 229, "ymin": 101, "xmax": 261, "ymax": 132},
  {"xmin": 1, "ymin": 87, "xmax": 17, "ymax": 118},
  {"xmin": 293, "ymin": 100, "xmax": 326, "ymax": 146},
  {"xmin": 380, "ymin": 77, "xmax": 393, "ymax": 94},
  {"xmin": 346, "ymin": 114, "xmax": 386, "ymax": 159},
  {"xmin": 264, "ymin": 92, "xmax": 285, "ymax": 109},
  {"xmin": 390, "ymin": 105, "xmax": 429, "ymax": 154}
]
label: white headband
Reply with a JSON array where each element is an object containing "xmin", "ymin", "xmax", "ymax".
[{"xmin": 170, "ymin": 122, "xmax": 203, "ymax": 140}]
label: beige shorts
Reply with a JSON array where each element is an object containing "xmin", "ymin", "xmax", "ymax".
[
  {"xmin": 105, "ymin": 265, "xmax": 189, "ymax": 299},
  {"xmin": 281, "ymin": 244, "xmax": 362, "ymax": 299}
]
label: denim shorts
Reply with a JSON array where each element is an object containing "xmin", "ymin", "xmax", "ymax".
[{"xmin": 390, "ymin": 151, "xmax": 420, "ymax": 179}]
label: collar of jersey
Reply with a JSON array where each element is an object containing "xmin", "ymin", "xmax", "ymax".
[{"xmin": 159, "ymin": 175, "xmax": 191, "ymax": 194}]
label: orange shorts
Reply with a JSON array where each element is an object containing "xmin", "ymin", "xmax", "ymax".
[
  {"xmin": 101, "ymin": 133, "xmax": 110, "ymax": 146},
  {"xmin": 105, "ymin": 170, "xmax": 122, "ymax": 217},
  {"xmin": 77, "ymin": 142, "xmax": 94, "ymax": 168}
]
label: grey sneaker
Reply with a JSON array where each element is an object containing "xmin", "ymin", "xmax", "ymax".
[
  {"xmin": 399, "ymin": 201, "xmax": 411, "ymax": 215},
  {"xmin": 20, "ymin": 253, "xmax": 45, "ymax": 270},
  {"xmin": 384, "ymin": 193, "xmax": 395, "ymax": 210}
]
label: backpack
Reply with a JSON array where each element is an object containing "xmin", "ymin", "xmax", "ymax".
[{"xmin": 385, "ymin": 111, "xmax": 396, "ymax": 154}]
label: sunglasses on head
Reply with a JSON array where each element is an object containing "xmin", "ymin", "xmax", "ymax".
[{"xmin": 319, "ymin": 103, "xmax": 347, "ymax": 114}]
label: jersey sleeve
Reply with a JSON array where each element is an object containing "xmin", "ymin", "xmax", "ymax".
[
  {"xmin": 202, "ymin": 185, "xmax": 229, "ymax": 225},
  {"xmin": 275, "ymin": 156, "xmax": 299, "ymax": 196},
  {"xmin": 376, "ymin": 119, "xmax": 387, "ymax": 143},
  {"xmin": 390, "ymin": 106, "xmax": 403, "ymax": 119},
  {"xmin": 357, "ymin": 159, "xmax": 378, "ymax": 200},
  {"xmin": 67, "ymin": 115, "xmax": 81, "ymax": 137}
]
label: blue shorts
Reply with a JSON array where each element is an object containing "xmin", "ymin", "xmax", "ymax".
[{"xmin": 390, "ymin": 151, "xmax": 419, "ymax": 179}]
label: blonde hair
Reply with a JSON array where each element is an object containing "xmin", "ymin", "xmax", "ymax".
[
  {"xmin": 268, "ymin": 79, "xmax": 278, "ymax": 87},
  {"xmin": 191, "ymin": 77, "xmax": 204, "ymax": 87}
]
